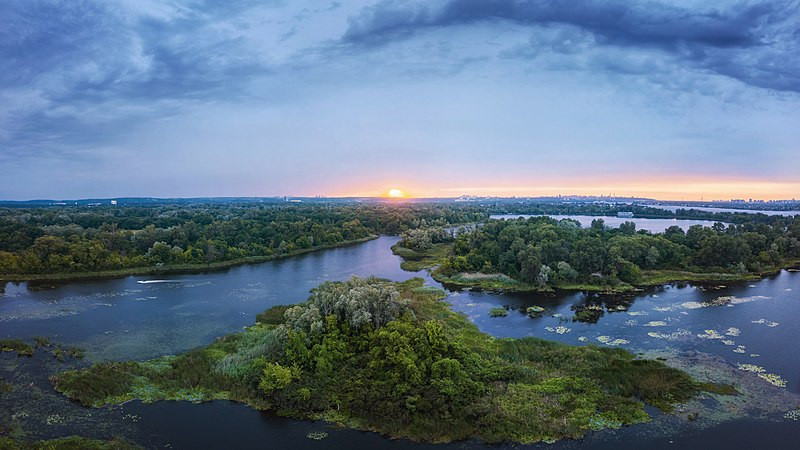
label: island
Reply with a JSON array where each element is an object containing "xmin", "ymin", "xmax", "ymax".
[
  {"xmin": 392, "ymin": 215, "xmax": 800, "ymax": 294},
  {"xmin": 52, "ymin": 276, "xmax": 727, "ymax": 444}
]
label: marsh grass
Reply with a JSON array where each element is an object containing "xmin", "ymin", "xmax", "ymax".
[
  {"xmin": 489, "ymin": 307, "xmax": 509, "ymax": 317},
  {"xmin": 0, "ymin": 339, "xmax": 34, "ymax": 357}
]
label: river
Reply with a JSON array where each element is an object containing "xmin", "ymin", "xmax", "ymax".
[{"xmin": 2, "ymin": 235, "xmax": 800, "ymax": 449}]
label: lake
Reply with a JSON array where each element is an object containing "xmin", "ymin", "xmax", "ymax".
[
  {"xmin": 2, "ymin": 236, "xmax": 800, "ymax": 449},
  {"xmin": 490, "ymin": 214, "xmax": 720, "ymax": 232}
]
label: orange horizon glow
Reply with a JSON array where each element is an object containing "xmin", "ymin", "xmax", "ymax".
[{"xmin": 333, "ymin": 177, "xmax": 800, "ymax": 201}]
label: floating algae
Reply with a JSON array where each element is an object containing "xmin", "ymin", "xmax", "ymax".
[
  {"xmin": 725, "ymin": 327, "xmax": 740, "ymax": 337},
  {"xmin": 643, "ymin": 321, "xmax": 667, "ymax": 327},
  {"xmin": 596, "ymin": 336, "xmax": 629, "ymax": 346},
  {"xmin": 697, "ymin": 329, "xmax": 724, "ymax": 340},
  {"xmin": 545, "ymin": 326, "xmax": 571, "ymax": 334},
  {"xmin": 646, "ymin": 329, "xmax": 692, "ymax": 340},
  {"xmin": 679, "ymin": 295, "xmax": 772, "ymax": 310},
  {"xmin": 736, "ymin": 363, "xmax": 787, "ymax": 388},
  {"xmin": 751, "ymin": 319, "xmax": 779, "ymax": 327}
]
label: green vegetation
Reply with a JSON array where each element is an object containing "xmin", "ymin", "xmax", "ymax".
[
  {"xmin": 53, "ymin": 277, "xmax": 702, "ymax": 444},
  {"xmin": 391, "ymin": 227, "xmax": 456, "ymax": 271},
  {"xmin": 426, "ymin": 215, "xmax": 800, "ymax": 292},
  {"xmin": 0, "ymin": 436, "xmax": 140, "ymax": 450},
  {"xmin": 1, "ymin": 378, "xmax": 13, "ymax": 394},
  {"xmin": 489, "ymin": 307, "xmax": 509, "ymax": 317},
  {"xmin": 696, "ymin": 382, "xmax": 739, "ymax": 396},
  {"xmin": 526, "ymin": 306, "xmax": 545, "ymax": 317},
  {"xmin": 33, "ymin": 336, "xmax": 51, "ymax": 347},
  {"xmin": 0, "ymin": 339, "xmax": 35, "ymax": 357},
  {"xmin": 0, "ymin": 204, "xmax": 486, "ymax": 280}
]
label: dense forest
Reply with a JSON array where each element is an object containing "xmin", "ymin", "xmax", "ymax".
[
  {"xmin": 0, "ymin": 204, "xmax": 486, "ymax": 276},
  {"xmin": 54, "ymin": 277, "xmax": 706, "ymax": 444},
  {"xmin": 431, "ymin": 215, "xmax": 800, "ymax": 288}
]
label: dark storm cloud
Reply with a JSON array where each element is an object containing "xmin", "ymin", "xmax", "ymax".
[{"xmin": 343, "ymin": 0, "xmax": 800, "ymax": 93}]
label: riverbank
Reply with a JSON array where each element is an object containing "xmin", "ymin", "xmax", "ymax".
[
  {"xmin": 0, "ymin": 235, "xmax": 379, "ymax": 284},
  {"xmin": 391, "ymin": 243, "xmax": 800, "ymax": 294}
]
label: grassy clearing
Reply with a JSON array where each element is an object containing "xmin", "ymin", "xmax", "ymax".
[
  {"xmin": 391, "ymin": 243, "xmax": 451, "ymax": 272},
  {"xmin": 52, "ymin": 277, "xmax": 706, "ymax": 444},
  {"xmin": 638, "ymin": 270, "xmax": 759, "ymax": 286}
]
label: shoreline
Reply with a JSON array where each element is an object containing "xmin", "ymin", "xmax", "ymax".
[
  {"xmin": 432, "ymin": 266, "xmax": 798, "ymax": 295},
  {"xmin": 391, "ymin": 243, "xmax": 799, "ymax": 295},
  {"xmin": 0, "ymin": 235, "xmax": 379, "ymax": 284}
]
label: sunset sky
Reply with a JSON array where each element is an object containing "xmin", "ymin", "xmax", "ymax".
[{"xmin": 1, "ymin": 0, "xmax": 799, "ymax": 200}]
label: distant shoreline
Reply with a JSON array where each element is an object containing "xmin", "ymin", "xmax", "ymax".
[{"xmin": 0, "ymin": 235, "xmax": 379, "ymax": 284}]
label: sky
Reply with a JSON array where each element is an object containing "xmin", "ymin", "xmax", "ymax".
[{"xmin": 1, "ymin": 0, "xmax": 799, "ymax": 201}]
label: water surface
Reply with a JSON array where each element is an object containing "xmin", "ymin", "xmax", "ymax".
[{"xmin": 2, "ymin": 235, "xmax": 800, "ymax": 449}]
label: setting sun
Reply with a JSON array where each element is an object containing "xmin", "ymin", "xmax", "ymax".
[{"xmin": 387, "ymin": 188, "xmax": 406, "ymax": 198}]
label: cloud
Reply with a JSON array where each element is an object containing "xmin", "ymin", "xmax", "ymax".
[
  {"xmin": 0, "ymin": 0, "xmax": 272, "ymax": 158},
  {"xmin": 343, "ymin": 0, "xmax": 800, "ymax": 93}
]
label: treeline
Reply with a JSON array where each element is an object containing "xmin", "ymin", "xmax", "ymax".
[
  {"xmin": 489, "ymin": 203, "xmax": 798, "ymax": 224},
  {"xmin": 439, "ymin": 216, "xmax": 800, "ymax": 287},
  {"xmin": 0, "ymin": 204, "xmax": 486, "ymax": 275}
]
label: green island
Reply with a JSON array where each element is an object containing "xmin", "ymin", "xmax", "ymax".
[
  {"xmin": 392, "ymin": 215, "xmax": 800, "ymax": 293},
  {"xmin": 51, "ymin": 276, "xmax": 723, "ymax": 444}
]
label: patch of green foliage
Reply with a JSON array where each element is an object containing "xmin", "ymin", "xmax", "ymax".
[
  {"xmin": 430, "ymin": 215, "xmax": 800, "ymax": 291},
  {"xmin": 67, "ymin": 346, "xmax": 85, "ymax": 359},
  {"xmin": 697, "ymin": 382, "xmax": 739, "ymax": 396},
  {"xmin": 392, "ymin": 240, "xmax": 453, "ymax": 272},
  {"xmin": 33, "ymin": 336, "xmax": 51, "ymax": 347},
  {"xmin": 52, "ymin": 277, "xmax": 697, "ymax": 444},
  {"xmin": 256, "ymin": 305, "xmax": 290, "ymax": 325},
  {"xmin": 1, "ymin": 378, "xmax": 13, "ymax": 394},
  {"xmin": 489, "ymin": 307, "xmax": 509, "ymax": 317},
  {"xmin": 572, "ymin": 305, "xmax": 604, "ymax": 323},
  {"xmin": 0, "ymin": 436, "xmax": 141, "ymax": 449},
  {"xmin": 0, "ymin": 339, "xmax": 34, "ymax": 357}
]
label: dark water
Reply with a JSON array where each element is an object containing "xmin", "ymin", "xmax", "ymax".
[
  {"xmin": 2, "ymin": 236, "xmax": 800, "ymax": 449},
  {"xmin": 489, "ymin": 214, "xmax": 720, "ymax": 232},
  {"xmin": 449, "ymin": 272, "xmax": 800, "ymax": 394},
  {"xmin": 1, "ymin": 237, "xmax": 425, "ymax": 362}
]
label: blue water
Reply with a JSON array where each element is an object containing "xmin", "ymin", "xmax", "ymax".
[{"xmin": 2, "ymin": 235, "xmax": 800, "ymax": 449}]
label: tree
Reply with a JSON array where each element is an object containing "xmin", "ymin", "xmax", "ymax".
[{"xmin": 259, "ymin": 362, "xmax": 294, "ymax": 394}]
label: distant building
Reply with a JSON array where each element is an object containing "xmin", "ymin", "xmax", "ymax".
[
  {"xmin": 617, "ymin": 211, "xmax": 634, "ymax": 218},
  {"xmin": 111, "ymin": 200, "xmax": 117, "ymax": 205}
]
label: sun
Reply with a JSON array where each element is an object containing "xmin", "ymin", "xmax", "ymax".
[{"xmin": 387, "ymin": 188, "xmax": 406, "ymax": 198}]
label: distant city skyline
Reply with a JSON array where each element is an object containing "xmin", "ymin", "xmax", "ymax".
[{"xmin": 2, "ymin": 1, "xmax": 799, "ymax": 200}]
